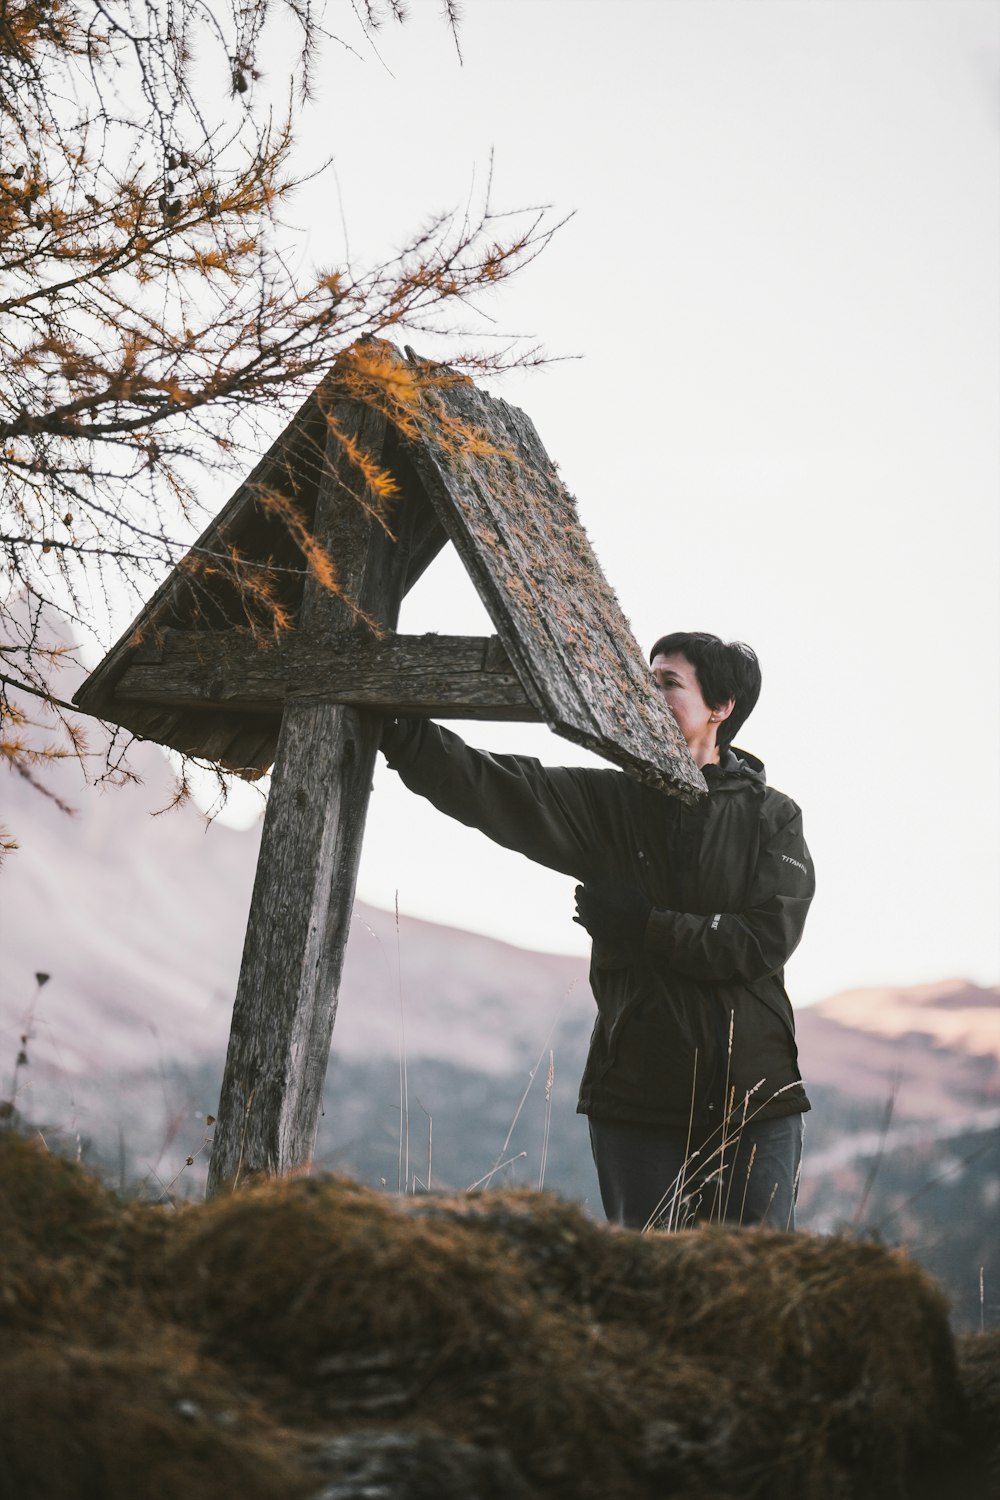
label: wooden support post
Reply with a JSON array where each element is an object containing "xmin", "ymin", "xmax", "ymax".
[{"xmin": 207, "ymin": 403, "xmax": 415, "ymax": 1195}]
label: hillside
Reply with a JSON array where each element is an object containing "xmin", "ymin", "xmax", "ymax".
[{"xmin": 2, "ymin": 709, "xmax": 998, "ymax": 1330}]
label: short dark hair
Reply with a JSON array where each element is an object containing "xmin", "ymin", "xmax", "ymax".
[{"xmin": 648, "ymin": 631, "xmax": 761, "ymax": 750}]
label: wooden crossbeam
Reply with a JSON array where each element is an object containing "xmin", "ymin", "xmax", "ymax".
[{"xmin": 115, "ymin": 630, "xmax": 542, "ymax": 721}]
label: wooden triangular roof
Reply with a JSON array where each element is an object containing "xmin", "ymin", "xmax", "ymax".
[{"xmin": 75, "ymin": 344, "xmax": 705, "ymax": 801}]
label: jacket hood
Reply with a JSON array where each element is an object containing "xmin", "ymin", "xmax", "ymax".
[{"xmin": 703, "ymin": 746, "xmax": 766, "ymax": 789}]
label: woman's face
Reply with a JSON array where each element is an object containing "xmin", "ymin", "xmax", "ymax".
[{"xmin": 650, "ymin": 651, "xmax": 733, "ymax": 763}]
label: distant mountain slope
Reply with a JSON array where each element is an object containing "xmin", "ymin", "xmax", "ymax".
[
  {"xmin": 1, "ymin": 731, "xmax": 590, "ymax": 1083},
  {"xmin": 797, "ymin": 980, "xmax": 1000, "ymax": 1126},
  {"xmin": 5, "ymin": 718, "xmax": 997, "ymax": 1096},
  {"xmin": 3, "ymin": 701, "xmax": 997, "ymax": 1327}
]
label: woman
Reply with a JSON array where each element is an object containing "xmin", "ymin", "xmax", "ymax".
[{"xmin": 381, "ymin": 631, "xmax": 814, "ymax": 1230}]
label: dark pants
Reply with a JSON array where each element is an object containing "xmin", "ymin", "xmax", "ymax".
[{"xmin": 589, "ymin": 1112, "xmax": 804, "ymax": 1231}]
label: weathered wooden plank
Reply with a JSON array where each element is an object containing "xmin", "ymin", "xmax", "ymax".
[
  {"xmin": 176, "ymin": 714, "xmax": 278, "ymax": 778},
  {"xmin": 207, "ymin": 401, "xmax": 411, "ymax": 1195},
  {"xmin": 115, "ymin": 631, "xmax": 541, "ymax": 719},
  {"xmin": 178, "ymin": 716, "xmax": 261, "ymax": 768},
  {"xmin": 213, "ymin": 722, "xmax": 280, "ymax": 779},
  {"xmin": 385, "ymin": 423, "xmax": 450, "ymax": 595}
]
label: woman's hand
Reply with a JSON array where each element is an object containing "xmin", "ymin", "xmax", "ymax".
[{"xmin": 573, "ymin": 880, "xmax": 651, "ymax": 952}]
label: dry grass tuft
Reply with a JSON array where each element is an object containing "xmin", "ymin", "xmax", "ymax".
[
  {"xmin": 0, "ymin": 1131, "xmax": 996, "ymax": 1500},
  {"xmin": 952, "ymin": 1331, "xmax": 1000, "ymax": 1495},
  {"xmin": 0, "ymin": 1337, "xmax": 313, "ymax": 1500}
]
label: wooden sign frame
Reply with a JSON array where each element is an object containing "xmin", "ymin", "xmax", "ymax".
[{"xmin": 73, "ymin": 345, "xmax": 704, "ymax": 1192}]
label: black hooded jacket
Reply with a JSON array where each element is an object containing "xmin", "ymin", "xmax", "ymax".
[{"xmin": 383, "ymin": 721, "xmax": 813, "ymax": 1132}]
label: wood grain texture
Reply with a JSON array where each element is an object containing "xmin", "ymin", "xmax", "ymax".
[
  {"xmin": 207, "ymin": 402, "xmax": 409, "ymax": 1195},
  {"xmin": 116, "ymin": 630, "xmax": 541, "ymax": 719}
]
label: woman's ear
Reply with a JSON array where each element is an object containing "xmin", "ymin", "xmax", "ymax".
[{"xmin": 709, "ymin": 697, "xmax": 736, "ymax": 725}]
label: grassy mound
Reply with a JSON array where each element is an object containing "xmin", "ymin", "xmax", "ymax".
[{"xmin": 0, "ymin": 1131, "xmax": 995, "ymax": 1499}]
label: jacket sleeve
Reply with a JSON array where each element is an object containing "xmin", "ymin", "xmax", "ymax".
[
  {"xmin": 383, "ymin": 719, "xmax": 621, "ymax": 881},
  {"xmin": 643, "ymin": 804, "xmax": 814, "ymax": 982}
]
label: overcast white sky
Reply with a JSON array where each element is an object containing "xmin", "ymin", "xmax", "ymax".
[{"xmin": 184, "ymin": 0, "xmax": 1000, "ymax": 1004}]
